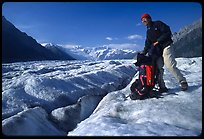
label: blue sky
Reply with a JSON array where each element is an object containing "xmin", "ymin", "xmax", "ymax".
[{"xmin": 2, "ymin": 2, "xmax": 202, "ymax": 50}]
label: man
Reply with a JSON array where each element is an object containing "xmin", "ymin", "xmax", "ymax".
[{"xmin": 140, "ymin": 13, "xmax": 188, "ymax": 92}]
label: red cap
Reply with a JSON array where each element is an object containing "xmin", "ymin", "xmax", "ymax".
[{"xmin": 141, "ymin": 13, "xmax": 151, "ymax": 20}]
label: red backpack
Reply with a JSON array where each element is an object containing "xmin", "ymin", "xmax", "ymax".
[
  {"xmin": 130, "ymin": 46, "xmax": 160, "ymax": 100},
  {"xmin": 130, "ymin": 62, "xmax": 156, "ymax": 100}
]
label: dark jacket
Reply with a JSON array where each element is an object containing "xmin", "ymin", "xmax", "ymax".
[{"xmin": 143, "ymin": 20, "xmax": 173, "ymax": 55}]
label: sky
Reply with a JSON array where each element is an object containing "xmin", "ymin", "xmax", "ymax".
[
  {"xmin": 2, "ymin": 2, "xmax": 202, "ymax": 50},
  {"xmin": 2, "ymin": 57, "xmax": 202, "ymax": 136}
]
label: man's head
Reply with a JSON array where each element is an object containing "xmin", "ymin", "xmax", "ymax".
[{"xmin": 141, "ymin": 13, "xmax": 152, "ymax": 26}]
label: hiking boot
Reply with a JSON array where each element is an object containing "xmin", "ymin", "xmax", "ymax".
[
  {"xmin": 159, "ymin": 87, "xmax": 168, "ymax": 93},
  {"xmin": 180, "ymin": 81, "xmax": 188, "ymax": 91}
]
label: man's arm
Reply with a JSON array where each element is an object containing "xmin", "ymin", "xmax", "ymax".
[
  {"xmin": 143, "ymin": 36, "xmax": 152, "ymax": 54},
  {"xmin": 156, "ymin": 21, "xmax": 172, "ymax": 44}
]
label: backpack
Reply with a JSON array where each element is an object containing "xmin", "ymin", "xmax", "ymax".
[{"xmin": 130, "ymin": 45, "xmax": 160, "ymax": 100}]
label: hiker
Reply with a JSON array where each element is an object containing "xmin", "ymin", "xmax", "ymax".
[{"xmin": 140, "ymin": 13, "xmax": 188, "ymax": 92}]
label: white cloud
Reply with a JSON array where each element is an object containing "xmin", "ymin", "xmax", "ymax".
[
  {"xmin": 106, "ymin": 37, "xmax": 113, "ymax": 41},
  {"xmin": 127, "ymin": 34, "xmax": 143, "ymax": 40},
  {"xmin": 106, "ymin": 37, "xmax": 118, "ymax": 41}
]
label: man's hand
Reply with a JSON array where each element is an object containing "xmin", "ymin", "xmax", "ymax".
[{"xmin": 153, "ymin": 41, "xmax": 159, "ymax": 46}]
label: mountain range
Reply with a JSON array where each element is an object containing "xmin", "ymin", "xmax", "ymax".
[
  {"xmin": 43, "ymin": 16, "xmax": 202, "ymax": 60},
  {"xmin": 2, "ymin": 16, "xmax": 202, "ymax": 63},
  {"xmin": 2, "ymin": 16, "xmax": 75, "ymax": 63},
  {"xmin": 41, "ymin": 43, "xmax": 138, "ymax": 61}
]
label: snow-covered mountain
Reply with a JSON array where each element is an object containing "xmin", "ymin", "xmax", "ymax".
[
  {"xmin": 42, "ymin": 44, "xmax": 95, "ymax": 60},
  {"xmin": 171, "ymin": 17, "xmax": 202, "ymax": 58},
  {"xmin": 41, "ymin": 43, "xmax": 139, "ymax": 60},
  {"xmin": 41, "ymin": 17, "xmax": 202, "ymax": 61},
  {"xmin": 85, "ymin": 45, "xmax": 138, "ymax": 60},
  {"xmin": 2, "ymin": 57, "xmax": 202, "ymax": 136},
  {"xmin": 3, "ymin": 14, "xmax": 201, "ymax": 63}
]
